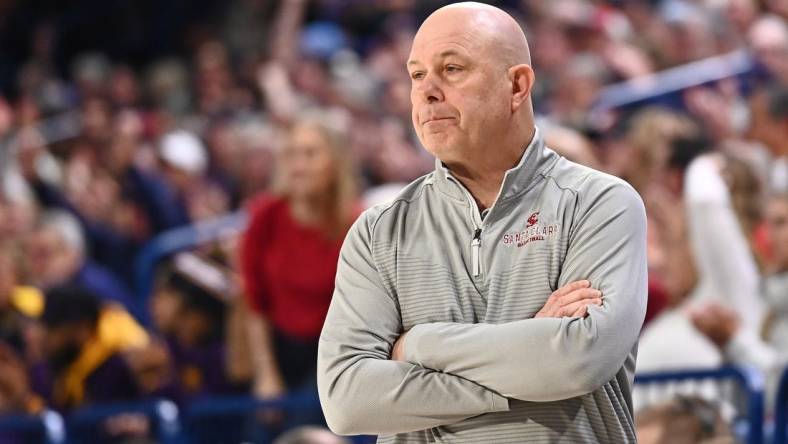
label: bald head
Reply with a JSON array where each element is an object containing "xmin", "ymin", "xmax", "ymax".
[
  {"xmin": 415, "ymin": 2, "xmax": 531, "ymax": 68},
  {"xmin": 407, "ymin": 2, "xmax": 536, "ymax": 175}
]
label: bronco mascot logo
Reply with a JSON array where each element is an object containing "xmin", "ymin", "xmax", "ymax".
[{"xmin": 526, "ymin": 211, "xmax": 539, "ymax": 227}]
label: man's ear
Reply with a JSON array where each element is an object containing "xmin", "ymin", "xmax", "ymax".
[{"xmin": 508, "ymin": 64, "xmax": 535, "ymax": 113}]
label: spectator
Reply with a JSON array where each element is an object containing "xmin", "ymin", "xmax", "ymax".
[
  {"xmin": 31, "ymin": 285, "xmax": 147, "ymax": 411},
  {"xmin": 240, "ymin": 117, "xmax": 358, "ymax": 406},
  {"xmin": 151, "ymin": 253, "xmax": 247, "ymax": 401},
  {"xmin": 156, "ymin": 129, "xmax": 209, "ymax": 225},
  {"xmin": 25, "ymin": 210, "xmax": 137, "ymax": 314},
  {"xmin": 690, "ymin": 193, "xmax": 788, "ymax": 404},
  {"xmin": 748, "ymin": 14, "xmax": 788, "ymax": 85},
  {"xmin": 686, "ymin": 152, "xmax": 764, "ymax": 332},
  {"xmin": 16, "ymin": 128, "xmax": 144, "ymax": 288},
  {"xmin": 607, "ymin": 110, "xmax": 704, "ymax": 328},
  {"xmin": 613, "ymin": 108, "xmax": 698, "ymax": 195},
  {"xmin": 638, "ymin": 150, "xmax": 766, "ymax": 374},
  {"xmin": 97, "ymin": 121, "xmax": 200, "ymax": 235}
]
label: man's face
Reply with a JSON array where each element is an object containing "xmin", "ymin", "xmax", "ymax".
[
  {"xmin": 27, "ymin": 227, "xmax": 79, "ymax": 288},
  {"xmin": 748, "ymin": 19, "xmax": 788, "ymax": 83},
  {"xmin": 407, "ymin": 20, "xmax": 512, "ymax": 163}
]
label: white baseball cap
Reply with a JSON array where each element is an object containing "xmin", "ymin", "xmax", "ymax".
[{"xmin": 159, "ymin": 130, "xmax": 208, "ymax": 175}]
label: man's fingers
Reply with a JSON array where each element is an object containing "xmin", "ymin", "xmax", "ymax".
[
  {"xmin": 536, "ymin": 281, "xmax": 595, "ymax": 318},
  {"xmin": 550, "ymin": 280, "xmax": 590, "ymax": 300},
  {"xmin": 571, "ymin": 305, "xmax": 589, "ymax": 318},
  {"xmin": 557, "ymin": 288, "xmax": 602, "ymax": 307},
  {"xmin": 559, "ymin": 298, "xmax": 602, "ymax": 317}
]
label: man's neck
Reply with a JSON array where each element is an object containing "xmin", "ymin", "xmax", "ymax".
[
  {"xmin": 449, "ymin": 168, "xmax": 505, "ymax": 211},
  {"xmin": 445, "ymin": 127, "xmax": 535, "ymax": 211}
]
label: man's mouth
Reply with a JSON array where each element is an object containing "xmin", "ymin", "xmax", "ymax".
[{"xmin": 424, "ymin": 117, "xmax": 455, "ymax": 124}]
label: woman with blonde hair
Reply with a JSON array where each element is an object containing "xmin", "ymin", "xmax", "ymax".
[{"xmin": 239, "ymin": 115, "xmax": 359, "ymax": 407}]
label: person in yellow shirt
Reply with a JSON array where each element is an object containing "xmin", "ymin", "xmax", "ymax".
[{"xmin": 31, "ymin": 285, "xmax": 148, "ymax": 411}]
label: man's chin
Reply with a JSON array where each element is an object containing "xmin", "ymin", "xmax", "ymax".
[
  {"xmin": 421, "ymin": 138, "xmax": 457, "ymax": 159},
  {"xmin": 424, "ymin": 145, "xmax": 465, "ymax": 166}
]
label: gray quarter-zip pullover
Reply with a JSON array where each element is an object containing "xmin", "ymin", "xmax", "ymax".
[{"xmin": 318, "ymin": 128, "xmax": 647, "ymax": 443}]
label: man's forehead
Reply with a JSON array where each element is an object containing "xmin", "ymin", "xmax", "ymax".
[
  {"xmin": 408, "ymin": 31, "xmax": 484, "ymax": 65},
  {"xmin": 408, "ymin": 44, "xmax": 471, "ymax": 66}
]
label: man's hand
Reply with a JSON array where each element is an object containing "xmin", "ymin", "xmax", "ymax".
[
  {"xmin": 391, "ymin": 331, "xmax": 408, "ymax": 361},
  {"xmin": 535, "ymin": 280, "xmax": 602, "ymax": 318},
  {"xmin": 690, "ymin": 303, "xmax": 740, "ymax": 348},
  {"xmin": 390, "ymin": 280, "xmax": 600, "ymax": 361}
]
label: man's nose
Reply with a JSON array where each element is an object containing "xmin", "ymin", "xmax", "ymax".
[{"xmin": 416, "ymin": 75, "xmax": 444, "ymax": 104}]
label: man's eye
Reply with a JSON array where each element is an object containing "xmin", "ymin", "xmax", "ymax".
[
  {"xmin": 445, "ymin": 65, "xmax": 462, "ymax": 73},
  {"xmin": 411, "ymin": 71, "xmax": 425, "ymax": 80}
]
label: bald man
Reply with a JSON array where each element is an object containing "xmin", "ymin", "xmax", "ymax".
[{"xmin": 317, "ymin": 3, "xmax": 646, "ymax": 443}]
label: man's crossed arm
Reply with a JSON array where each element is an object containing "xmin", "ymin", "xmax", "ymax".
[
  {"xmin": 317, "ymin": 182, "xmax": 647, "ymax": 435},
  {"xmin": 389, "ymin": 279, "xmax": 602, "ymax": 360}
]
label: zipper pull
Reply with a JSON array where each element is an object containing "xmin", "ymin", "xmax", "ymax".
[{"xmin": 471, "ymin": 228, "xmax": 482, "ymax": 277}]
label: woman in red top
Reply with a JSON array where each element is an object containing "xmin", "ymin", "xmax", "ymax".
[{"xmin": 240, "ymin": 117, "xmax": 358, "ymax": 402}]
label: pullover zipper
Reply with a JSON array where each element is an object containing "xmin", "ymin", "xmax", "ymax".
[{"xmin": 471, "ymin": 228, "xmax": 482, "ymax": 277}]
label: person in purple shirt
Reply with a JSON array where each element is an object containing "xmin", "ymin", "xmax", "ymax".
[{"xmin": 151, "ymin": 253, "xmax": 243, "ymax": 401}]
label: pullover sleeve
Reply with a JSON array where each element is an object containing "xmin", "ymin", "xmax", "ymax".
[
  {"xmin": 402, "ymin": 180, "xmax": 648, "ymax": 402},
  {"xmin": 317, "ymin": 211, "xmax": 509, "ymax": 436}
]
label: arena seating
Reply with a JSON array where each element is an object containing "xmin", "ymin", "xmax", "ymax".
[{"xmin": 775, "ymin": 367, "xmax": 788, "ymax": 444}]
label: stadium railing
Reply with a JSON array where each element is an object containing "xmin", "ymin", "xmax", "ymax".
[
  {"xmin": 634, "ymin": 365, "xmax": 765, "ymax": 444},
  {"xmin": 0, "ymin": 393, "xmax": 374, "ymax": 443},
  {"xmin": 775, "ymin": 366, "xmax": 788, "ymax": 444},
  {"xmin": 133, "ymin": 210, "xmax": 247, "ymax": 324},
  {"xmin": 592, "ymin": 49, "xmax": 754, "ymax": 112},
  {"xmin": 0, "ymin": 409, "xmax": 66, "ymax": 444},
  {"xmin": 66, "ymin": 398, "xmax": 180, "ymax": 444},
  {"xmin": 185, "ymin": 391, "xmax": 375, "ymax": 444}
]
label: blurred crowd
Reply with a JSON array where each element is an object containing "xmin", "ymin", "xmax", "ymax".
[{"xmin": 0, "ymin": 0, "xmax": 787, "ymax": 442}]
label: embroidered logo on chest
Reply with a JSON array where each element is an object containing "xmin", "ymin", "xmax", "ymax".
[{"xmin": 502, "ymin": 211, "xmax": 560, "ymax": 248}]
